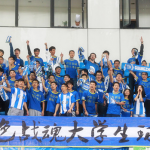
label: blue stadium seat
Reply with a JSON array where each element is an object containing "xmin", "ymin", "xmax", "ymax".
[
  {"xmin": 147, "ymin": 78, "xmax": 150, "ymax": 81},
  {"xmin": 60, "ymin": 63, "xmax": 65, "ymax": 76},
  {"xmin": 124, "ymin": 70, "xmax": 129, "ymax": 77},
  {"xmin": 0, "ymin": 112, "xmax": 5, "ymax": 115},
  {"xmin": 80, "ymin": 62, "xmax": 85, "ymax": 69},
  {"xmin": 121, "ymin": 63, "xmax": 126, "ymax": 70},
  {"xmin": 25, "ymin": 61, "xmax": 28, "ymax": 65},
  {"xmin": 149, "ymin": 63, "xmax": 150, "ymax": 67}
]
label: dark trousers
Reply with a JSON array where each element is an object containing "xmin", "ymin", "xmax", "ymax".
[
  {"xmin": 129, "ymin": 73, "xmax": 135, "ymax": 101},
  {"xmin": 78, "ymin": 104, "xmax": 83, "ymax": 117},
  {"xmin": 71, "ymin": 78, "xmax": 77, "ymax": 91},
  {"xmin": 106, "ymin": 114, "xmax": 120, "ymax": 117},
  {"xmin": 145, "ymin": 100, "xmax": 150, "ymax": 117},
  {"xmin": 47, "ymin": 111, "xmax": 54, "ymax": 116},
  {"xmin": 4, "ymin": 100, "xmax": 10, "ymax": 115},
  {"xmin": 97, "ymin": 103, "xmax": 107, "ymax": 117}
]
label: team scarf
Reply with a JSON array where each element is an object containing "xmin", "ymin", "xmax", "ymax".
[
  {"xmin": 78, "ymin": 47, "xmax": 85, "ymax": 61},
  {"xmin": 124, "ymin": 63, "xmax": 150, "ymax": 72},
  {"xmin": 0, "ymin": 86, "xmax": 9, "ymax": 101}
]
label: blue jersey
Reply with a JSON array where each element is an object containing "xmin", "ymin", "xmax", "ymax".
[
  {"xmin": 64, "ymin": 59, "xmax": 79, "ymax": 79},
  {"xmin": 46, "ymin": 90, "xmax": 59, "ymax": 113},
  {"xmin": 82, "ymin": 90, "xmax": 98, "ymax": 114},
  {"xmin": 96, "ymin": 80, "xmax": 105, "ymax": 103},
  {"xmin": 45, "ymin": 81, "xmax": 59, "ymax": 92},
  {"xmin": 15, "ymin": 58, "xmax": 21, "ymax": 66},
  {"xmin": 56, "ymin": 92, "xmax": 76, "ymax": 114},
  {"xmin": 54, "ymin": 74, "xmax": 64, "ymax": 92},
  {"xmin": 127, "ymin": 53, "xmax": 142, "ymax": 65},
  {"xmin": 6, "ymin": 65, "xmax": 19, "ymax": 76},
  {"xmin": 122, "ymin": 98, "xmax": 133, "ymax": 112},
  {"xmin": 83, "ymin": 59, "xmax": 99, "ymax": 79},
  {"xmin": 113, "ymin": 68, "xmax": 124, "ymax": 79},
  {"xmin": 28, "ymin": 87, "xmax": 45, "ymax": 112},
  {"xmin": 136, "ymin": 71, "xmax": 142, "ymax": 81},
  {"xmin": 135, "ymin": 78, "xmax": 150, "ymax": 97},
  {"xmin": 9, "ymin": 88, "xmax": 27, "ymax": 110},
  {"xmin": 133, "ymin": 94, "xmax": 146, "ymax": 115},
  {"xmin": 107, "ymin": 92, "xmax": 124, "ymax": 115},
  {"xmin": 69, "ymin": 90, "xmax": 80, "ymax": 111},
  {"xmin": 30, "ymin": 56, "xmax": 44, "ymax": 67},
  {"xmin": 16, "ymin": 73, "xmax": 23, "ymax": 80},
  {"xmin": 8, "ymin": 79, "xmax": 15, "ymax": 88}
]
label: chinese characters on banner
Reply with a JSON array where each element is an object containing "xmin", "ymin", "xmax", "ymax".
[{"xmin": 0, "ymin": 117, "xmax": 150, "ymax": 147}]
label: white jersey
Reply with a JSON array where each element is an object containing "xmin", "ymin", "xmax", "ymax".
[
  {"xmin": 45, "ymin": 50, "xmax": 60, "ymax": 73},
  {"xmin": 10, "ymin": 88, "xmax": 27, "ymax": 110}
]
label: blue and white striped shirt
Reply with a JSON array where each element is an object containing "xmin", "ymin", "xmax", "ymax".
[
  {"xmin": 133, "ymin": 94, "xmax": 146, "ymax": 115},
  {"xmin": 9, "ymin": 88, "xmax": 27, "ymax": 110},
  {"xmin": 56, "ymin": 92, "xmax": 76, "ymax": 114}
]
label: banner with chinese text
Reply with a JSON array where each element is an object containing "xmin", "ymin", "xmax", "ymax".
[{"xmin": 0, "ymin": 117, "xmax": 150, "ymax": 147}]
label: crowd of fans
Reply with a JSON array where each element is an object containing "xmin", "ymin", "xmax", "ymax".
[{"xmin": 0, "ymin": 36, "xmax": 149, "ymax": 118}]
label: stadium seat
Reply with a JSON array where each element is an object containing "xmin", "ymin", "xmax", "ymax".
[
  {"xmin": 25, "ymin": 61, "xmax": 28, "ymax": 65},
  {"xmin": 80, "ymin": 62, "xmax": 85, "ymax": 69},
  {"xmin": 121, "ymin": 63, "xmax": 126, "ymax": 70}
]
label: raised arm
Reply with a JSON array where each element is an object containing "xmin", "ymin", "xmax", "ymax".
[
  {"xmin": 109, "ymin": 67, "xmax": 114, "ymax": 83},
  {"xmin": 42, "ymin": 77, "xmax": 48, "ymax": 92},
  {"xmin": 140, "ymin": 36, "xmax": 144, "ymax": 56},
  {"xmin": 26, "ymin": 40, "xmax": 32, "ymax": 56},
  {"xmin": 3, "ymin": 86, "xmax": 11, "ymax": 92},
  {"xmin": 129, "ymin": 70, "xmax": 137, "ymax": 79},
  {"xmin": 60, "ymin": 53, "xmax": 64, "ymax": 64},
  {"xmin": 9, "ymin": 38, "xmax": 14, "ymax": 57},
  {"xmin": 25, "ymin": 74, "xmax": 30, "ymax": 89}
]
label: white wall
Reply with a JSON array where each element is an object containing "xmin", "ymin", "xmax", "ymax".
[
  {"xmin": 88, "ymin": 0, "xmax": 119, "ymax": 29},
  {"xmin": 0, "ymin": 28, "xmax": 88, "ymax": 62},
  {"xmin": 0, "ymin": 5, "xmax": 15, "ymax": 26},
  {"xmin": 1, "ymin": 0, "xmax": 150, "ymax": 67},
  {"xmin": 120, "ymin": 29, "xmax": 150, "ymax": 63},
  {"xmin": 88, "ymin": 29, "xmax": 120, "ymax": 63}
]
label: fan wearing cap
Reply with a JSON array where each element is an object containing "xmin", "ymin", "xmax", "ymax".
[
  {"xmin": 26, "ymin": 40, "xmax": 44, "ymax": 69},
  {"xmin": 72, "ymin": 14, "xmax": 82, "ymax": 28},
  {"xmin": 9, "ymin": 38, "xmax": 24, "ymax": 67}
]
